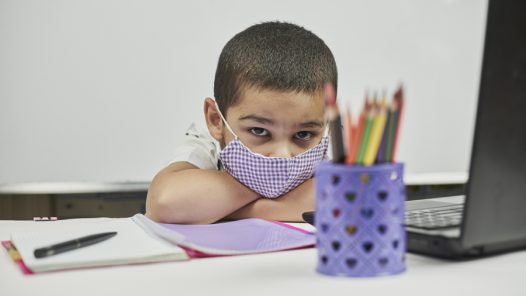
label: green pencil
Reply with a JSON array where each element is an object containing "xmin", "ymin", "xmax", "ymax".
[{"xmin": 356, "ymin": 109, "xmax": 374, "ymax": 165}]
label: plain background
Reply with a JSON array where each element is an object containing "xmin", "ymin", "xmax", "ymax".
[{"xmin": 0, "ymin": 0, "xmax": 487, "ymax": 183}]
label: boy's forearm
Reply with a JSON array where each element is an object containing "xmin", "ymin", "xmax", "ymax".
[
  {"xmin": 227, "ymin": 178, "xmax": 315, "ymax": 222},
  {"xmin": 146, "ymin": 162, "xmax": 260, "ymax": 224}
]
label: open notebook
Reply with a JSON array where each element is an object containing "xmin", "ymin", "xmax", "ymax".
[{"xmin": 5, "ymin": 214, "xmax": 315, "ymax": 274}]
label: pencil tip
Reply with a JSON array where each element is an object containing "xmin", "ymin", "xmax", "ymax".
[{"xmin": 324, "ymin": 83, "xmax": 336, "ymax": 106}]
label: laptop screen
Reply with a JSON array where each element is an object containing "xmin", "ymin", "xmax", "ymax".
[{"xmin": 462, "ymin": 0, "xmax": 526, "ymax": 247}]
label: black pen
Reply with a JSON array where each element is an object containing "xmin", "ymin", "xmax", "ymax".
[{"xmin": 34, "ymin": 232, "xmax": 117, "ymax": 259}]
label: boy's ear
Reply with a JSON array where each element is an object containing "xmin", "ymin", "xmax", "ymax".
[{"xmin": 204, "ymin": 97, "xmax": 224, "ymax": 142}]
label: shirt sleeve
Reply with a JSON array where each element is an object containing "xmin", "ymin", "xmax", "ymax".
[{"xmin": 170, "ymin": 123, "xmax": 219, "ymax": 170}]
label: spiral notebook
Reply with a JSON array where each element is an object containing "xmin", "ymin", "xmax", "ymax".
[{"xmin": 5, "ymin": 214, "xmax": 315, "ymax": 274}]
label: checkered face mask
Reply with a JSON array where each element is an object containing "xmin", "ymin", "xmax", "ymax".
[{"xmin": 215, "ymin": 102, "xmax": 329, "ymax": 198}]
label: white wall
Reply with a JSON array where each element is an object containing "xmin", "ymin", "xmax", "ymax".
[{"xmin": 0, "ymin": 0, "xmax": 487, "ymax": 183}]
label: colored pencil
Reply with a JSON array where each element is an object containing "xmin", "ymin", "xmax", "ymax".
[
  {"xmin": 390, "ymin": 86, "xmax": 404, "ymax": 162},
  {"xmin": 325, "ymin": 83, "xmax": 345, "ymax": 163},
  {"xmin": 376, "ymin": 111, "xmax": 390, "ymax": 163},
  {"xmin": 346, "ymin": 96, "xmax": 369, "ymax": 164},
  {"xmin": 376, "ymin": 92, "xmax": 390, "ymax": 163},
  {"xmin": 344, "ymin": 104, "xmax": 354, "ymax": 164},
  {"xmin": 363, "ymin": 101, "xmax": 388, "ymax": 166},
  {"xmin": 384, "ymin": 100, "xmax": 398, "ymax": 162},
  {"xmin": 337, "ymin": 85, "xmax": 404, "ymax": 165},
  {"xmin": 356, "ymin": 106, "xmax": 375, "ymax": 165}
]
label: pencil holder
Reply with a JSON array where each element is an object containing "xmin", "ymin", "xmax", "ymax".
[{"xmin": 314, "ymin": 162, "xmax": 406, "ymax": 277}]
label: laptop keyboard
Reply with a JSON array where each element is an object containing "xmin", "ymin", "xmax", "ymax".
[{"xmin": 404, "ymin": 204, "xmax": 463, "ymax": 230}]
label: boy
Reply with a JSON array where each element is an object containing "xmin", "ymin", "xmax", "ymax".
[{"xmin": 146, "ymin": 21, "xmax": 337, "ymax": 224}]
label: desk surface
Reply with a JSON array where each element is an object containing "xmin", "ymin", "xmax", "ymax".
[{"xmin": 1, "ymin": 218, "xmax": 524, "ymax": 296}]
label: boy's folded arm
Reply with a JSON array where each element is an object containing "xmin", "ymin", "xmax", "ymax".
[
  {"xmin": 145, "ymin": 161, "xmax": 260, "ymax": 224},
  {"xmin": 226, "ymin": 178, "xmax": 315, "ymax": 222}
]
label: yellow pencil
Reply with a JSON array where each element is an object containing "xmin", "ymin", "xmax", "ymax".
[
  {"xmin": 6, "ymin": 243, "xmax": 21, "ymax": 261},
  {"xmin": 363, "ymin": 102, "xmax": 388, "ymax": 166}
]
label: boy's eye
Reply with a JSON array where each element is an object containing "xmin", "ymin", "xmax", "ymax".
[
  {"xmin": 249, "ymin": 127, "xmax": 269, "ymax": 137},
  {"xmin": 295, "ymin": 131, "xmax": 313, "ymax": 141}
]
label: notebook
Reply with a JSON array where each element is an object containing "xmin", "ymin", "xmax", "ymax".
[
  {"xmin": 6, "ymin": 214, "xmax": 315, "ymax": 274},
  {"xmin": 132, "ymin": 214, "xmax": 314, "ymax": 256},
  {"xmin": 8, "ymin": 217, "xmax": 187, "ymax": 273}
]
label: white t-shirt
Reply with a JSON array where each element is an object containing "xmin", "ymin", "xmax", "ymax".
[{"xmin": 171, "ymin": 123, "xmax": 220, "ymax": 170}]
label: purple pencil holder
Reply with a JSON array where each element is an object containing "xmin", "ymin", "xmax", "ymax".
[{"xmin": 314, "ymin": 162, "xmax": 406, "ymax": 277}]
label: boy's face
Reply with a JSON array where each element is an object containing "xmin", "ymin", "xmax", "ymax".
[{"xmin": 206, "ymin": 86, "xmax": 326, "ymax": 157}]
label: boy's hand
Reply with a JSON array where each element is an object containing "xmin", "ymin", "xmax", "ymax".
[{"xmin": 226, "ymin": 178, "xmax": 315, "ymax": 222}]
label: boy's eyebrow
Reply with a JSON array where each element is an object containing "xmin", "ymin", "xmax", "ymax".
[
  {"xmin": 298, "ymin": 120, "xmax": 324, "ymax": 129},
  {"xmin": 238, "ymin": 115, "xmax": 324, "ymax": 128},
  {"xmin": 238, "ymin": 115, "xmax": 274, "ymax": 125}
]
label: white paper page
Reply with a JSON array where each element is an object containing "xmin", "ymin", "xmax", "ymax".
[{"xmin": 11, "ymin": 218, "xmax": 188, "ymax": 273}]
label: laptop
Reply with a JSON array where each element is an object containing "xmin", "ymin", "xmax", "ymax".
[
  {"xmin": 304, "ymin": 0, "xmax": 526, "ymax": 259},
  {"xmin": 404, "ymin": 0, "xmax": 526, "ymax": 259}
]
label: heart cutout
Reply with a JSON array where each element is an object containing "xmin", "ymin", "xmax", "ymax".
[
  {"xmin": 331, "ymin": 175, "xmax": 340, "ymax": 185},
  {"xmin": 321, "ymin": 188, "xmax": 329, "ymax": 199},
  {"xmin": 377, "ymin": 224, "xmax": 388, "ymax": 235},
  {"xmin": 392, "ymin": 240, "xmax": 399, "ymax": 249},
  {"xmin": 378, "ymin": 257, "xmax": 389, "ymax": 267},
  {"xmin": 321, "ymin": 255, "xmax": 328, "ymax": 265},
  {"xmin": 362, "ymin": 241, "xmax": 374, "ymax": 253},
  {"xmin": 345, "ymin": 225, "xmax": 357, "ymax": 236},
  {"xmin": 360, "ymin": 208, "xmax": 374, "ymax": 219},
  {"xmin": 360, "ymin": 174, "xmax": 370, "ymax": 185},
  {"xmin": 332, "ymin": 208, "xmax": 341, "ymax": 218},
  {"xmin": 378, "ymin": 191, "xmax": 388, "ymax": 202},
  {"xmin": 346, "ymin": 258, "xmax": 357, "ymax": 268},
  {"xmin": 345, "ymin": 192, "xmax": 356, "ymax": 202},
  {"xmin": 320, "ymin": 223, "xmax": 329, "ymax": 233},
  {"xmin": 332, "ymin": 241, "xmax": 341, "ymax": 252}
]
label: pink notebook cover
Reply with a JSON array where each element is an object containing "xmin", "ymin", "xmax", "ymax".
[{"xmin": 2, "ymin": 241, "xmax": 33, "ymax": 275}]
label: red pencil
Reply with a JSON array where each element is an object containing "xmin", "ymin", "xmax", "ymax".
[{"xmin": 391, "ymin": 85, "xmax": 404, "ymax": 162}]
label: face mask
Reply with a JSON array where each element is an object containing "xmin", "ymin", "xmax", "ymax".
[{"xmin": 215, "ymin": 101, "xmax": 329, "ymax": 198}]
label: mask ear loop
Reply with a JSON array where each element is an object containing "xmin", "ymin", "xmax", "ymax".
[{"xmin": 213, "ymin": 99, "xmax": 239, "ymax": 139}]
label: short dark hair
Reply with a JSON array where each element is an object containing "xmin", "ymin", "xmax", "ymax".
[{"xmin": 214, "ymin": 21, "xmax": 338, "ymax": 116}]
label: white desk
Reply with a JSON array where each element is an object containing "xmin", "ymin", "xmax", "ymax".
[{"xmin": 1, "ymin": 218, "xmax": 524, "ymax": 296}]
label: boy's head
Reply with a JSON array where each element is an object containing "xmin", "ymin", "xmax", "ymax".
[
  {"xmin": 205, "ymin": 21, "xmax": 337, "ymax": 157},
  {"xmin": 213, "ymin": 21, "xmax": 337, "ymax": 114}
]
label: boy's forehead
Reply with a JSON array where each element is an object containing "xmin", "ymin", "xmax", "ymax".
[{"xmin": 235, "ymin": 87, "xmax": 324, "ymax": 111}]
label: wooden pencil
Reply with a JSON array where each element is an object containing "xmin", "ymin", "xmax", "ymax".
[
  {"xmin": 347, "ymin": 97, "xmax": 369, "ymax": 164},
  {"xmin": 356, "ymin": 105, "xmax": 375, "ymax": 165},
  {"xmin": 324, "ymin": 84, "xmax": 345, "ymax": 163},
  {"xmin": 384, "ymin": 100, "xmax": 398, "ymax": 162},
  {"xmin": 363, "ymin": 102, "xmax": 388, "ymax": 166},
  {"xmin": 390, "ymin": 85, "xmax": 404, "ymax": 162},
  {"xmin": 344, "ymin": 104, "xmax": 354, "ymax": 164}
]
